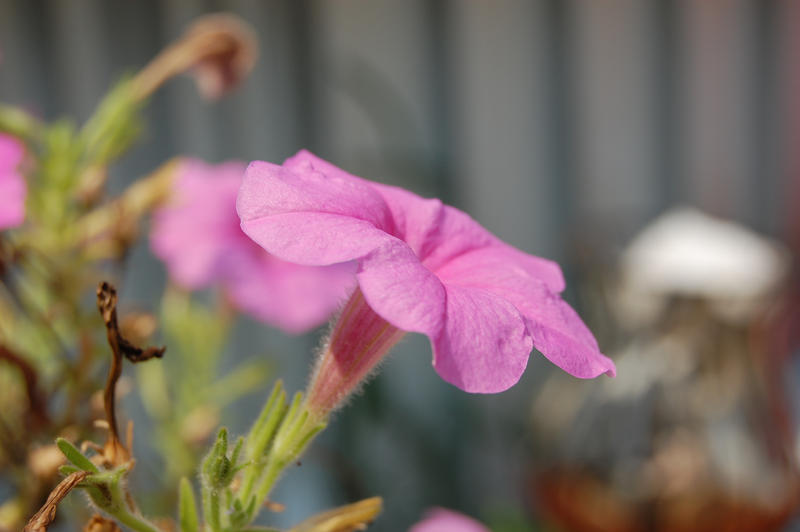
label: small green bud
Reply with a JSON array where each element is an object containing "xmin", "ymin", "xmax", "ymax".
[{"xmin": 201, "ymin": 428, "xmax": 246, "ymax": 490}]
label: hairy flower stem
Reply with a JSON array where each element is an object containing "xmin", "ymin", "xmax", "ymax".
[
  {"xmin": 80, "ymin": 467, "xmax": 163, "ymax": 532},
  {"xmin": 202, "ymin": 486, "xmax": 222, "ymax": 532}
]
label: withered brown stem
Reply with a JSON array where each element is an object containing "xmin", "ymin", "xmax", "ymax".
[
  {"xmin": 23, "ymin": 471, "xmax": 89, "ymax": 532},
  {"xmin": 0, "ymin": 344, "xmax": 49, "ymax": 430},
  {"xmin": 96, "ymin": 281, "xmax": 164, "ymax": 463}
]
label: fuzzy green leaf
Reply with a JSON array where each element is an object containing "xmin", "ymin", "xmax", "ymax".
[{"xmin": 56, "ymin": 437, "xmax": 99, "ymax": 473}]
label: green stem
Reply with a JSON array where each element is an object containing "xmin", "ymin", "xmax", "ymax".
[
  {"xmin": 252, "ymin": 460, "xmax": 284, "ymax": 510},
  {"xmin": 91, "ymin": 468, "xmax": 164, "ymax": 532},
  {"xmin": 113, "ymin": 507, "xmax": 164, "ymax": 532},
  {"xmin": 202, "ymin": 484, "xmax": 222, "ymax": 532},
  {"xmin": 246, "ymin": 409, "xmax": 326, "ymax": 523},
  {"xmin": 210, "ymin": 490, "xmax": 221, "ymax": 531}
]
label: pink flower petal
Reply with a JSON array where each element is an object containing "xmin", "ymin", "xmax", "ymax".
[
  {"xmin": 433, "ymin": 244, "xmax": 565, "ymax": 294},
  {"xmin": 0, "ymin": 134, "xmax": 26, "ymax": 230},
  {"xmin": 238, "ymin": 159, "xmax": 396, "ymax": 234},
  {"xmin": 372, "ymin": 185, "xmax": 493, "ymax": 268},
  {"xmin": 240, "ymin": 211, "xmax": 392, "ymax": 266},
  {"xmin": 0, "ymin": 134, "xmax": 23, "ymax": 170},
  {"xmin": 437, "ymin": 250, "xmax": 614, "ymax": 378},
  {"xmin": 238, "ymin": 159, "xmax": 407, "ymax": 266},
  {"xmin": 151, "ymin": 160, "xmax": 247, "ymax": 288},
  {"xmin": 358, "ymin": 240, "xmax": 446, "ymax": 337},
  {"xmin": 284, "ymin": 149, "xmax": 368, "ymax": 186},
  {"xmin": 367, "ymin": 183, "xmax": 565, "ymax": 292},
  {"xmin": 0, "ymin": 173, "xmax": 26, "ymax": 229},
  {"xmin": 225, "ymin": 254, "xmax": 356, "ymax": 334},
  {"xmin": 410, "ymin": 508, "xmax": 491, "ymax": 532},
  {"xmin": 151, "ymin": 158, "xmax": 353, "ymax": 333},
  {"xmin": 432, "ymin": 285, "xmax": 532, "ymax": 393},
  {"xmin": 523, "ymin": 289, "xmax": 616, "ymax": 378}
]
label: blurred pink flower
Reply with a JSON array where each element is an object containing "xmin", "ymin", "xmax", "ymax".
[
  {"xmin": 150, "ymin": 159, "xmax": 354, "ymax": 334},
  {"xmin": 0, "ymin": 133, "xmax": 26, "ymax": 229},
  {"xmin": 409, "ymin": 508, "xmax": 491, "ymax": 532},
  {"xmin": 237, "ymin": 151, "xmax": 615, "ymax": 411}
]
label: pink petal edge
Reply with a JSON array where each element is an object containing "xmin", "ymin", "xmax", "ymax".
[{"xmin": 409, "ymin": 508, "xmax": 492, "ymax": 532}]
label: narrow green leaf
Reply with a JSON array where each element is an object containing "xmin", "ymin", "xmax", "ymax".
[
  {"xmin": 230, "ymin": 436, "xmax": 244, "ymax": 466},
  {"xmin": 178, "ymin": 477, "xmax": 200, "ymax": 532},
  {"xmin": 247, "ymin": 381, "xmax": 285, "ymax": 454},
  {"xmin": 56, "ymin": 437, "xmax": 99, "ymax": 473}
]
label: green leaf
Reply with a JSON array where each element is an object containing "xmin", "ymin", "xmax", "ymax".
[
  {"xmin": 246, "ymin": 380, "xmax": 287, "ymax": 459},
  {"xmin": 208, "ymin": 360, "xmax": 272, "ymax": 408},
  {"xmin": 0, "ymin": 104, "xmax": 43, "ymax": 140},
  {"xmin": 58, "ymin": 465, "xmax": 83, "ymax": 476},
  {"xmin": 56, "ymin": 437, "xmax": 99, "ymax": 473},
  {"xmin": 178, "ymin": 477, "xmax": 200, "ymax": 532},
  {"xmin": 230, "ymin": 436, "xmax": 244, "ymax": 468}
]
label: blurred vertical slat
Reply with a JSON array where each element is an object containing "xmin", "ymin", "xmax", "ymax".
[
  {"xmin": 222, "ymin": 0, "xmax": 304, "ymax": 162},
  {"xmin": 447, "ymin": 0, "xmax": 557, "ymax": 256},
  {"xmin": 569, "ymin": 0, "xmax": 660, "ymax": 231},
  {"xmin": 681, "ymin": 0, "xmax": 758, "ymax": 220},
  {"xmin": 777, "ymin": 0, "xmax": 800, "ymax": 243},
  {"xmin": 308, "ymin": 0, "xmax": 442, "ymax": 197},
  {"xmin": 652, "ymin": 0, "xmax": 683, "ymax": 213},
  {"xmin": 158, "ymin": 0, "xmax": 219, "ymax": 158},
  {"xmin": 0, "ymin": 2, "xmax": 51, "ymax": 114},
  {"xmin": 47, "ymin": 0, "xmax": 112, "ymax": 122},
  {"xmin": 749, "ymin": 0, "xmax": 781, "ymax": 234}
]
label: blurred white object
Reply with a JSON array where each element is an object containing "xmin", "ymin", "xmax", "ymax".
[{"xmin": 618, "ymin": 207, "xmax": 789, "ymax": 324}]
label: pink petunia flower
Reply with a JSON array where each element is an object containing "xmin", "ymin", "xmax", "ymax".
[
  {"xmin": 0, "ymin": 133, "xmax": 26, "ymax": 230},
  {"xmin": 150, "ymin": 159, "xmax": 354, "ymax": 334},
  {"xmin": 409, "ymin": 508, "xmax": 491, "ymax": 532},
  {"xmin": 237, "ymin": 151, "xmax": 615, "ymax": 413}
]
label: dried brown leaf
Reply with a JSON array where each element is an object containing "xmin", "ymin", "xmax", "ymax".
[
  {"xmin": 23, "ymin": 471, "xmax": 89, "ymax": 532},
  {"xmin": 290, "ymin": 497, "xmax": 383, "ymax": 532}
]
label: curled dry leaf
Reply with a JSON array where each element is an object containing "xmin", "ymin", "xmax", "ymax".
[
  {"xmin": 182, "ymin": 13, "xmax": 258, "ymax": 99},
  {"xmin": 290, "ymin": 497, "xmax": 383, "ymax": 532},
  {"xmin": 131, "ymin": 13, "xmax": 257, "ymax": 101},
  {"xmin": 23, "ymin": 471, "xmax": 89, "ymax": 532}
]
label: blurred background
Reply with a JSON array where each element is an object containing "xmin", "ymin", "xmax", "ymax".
[{"xmin": 1, "ymin": 1, "xmax": 799, "ymax": 530}]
